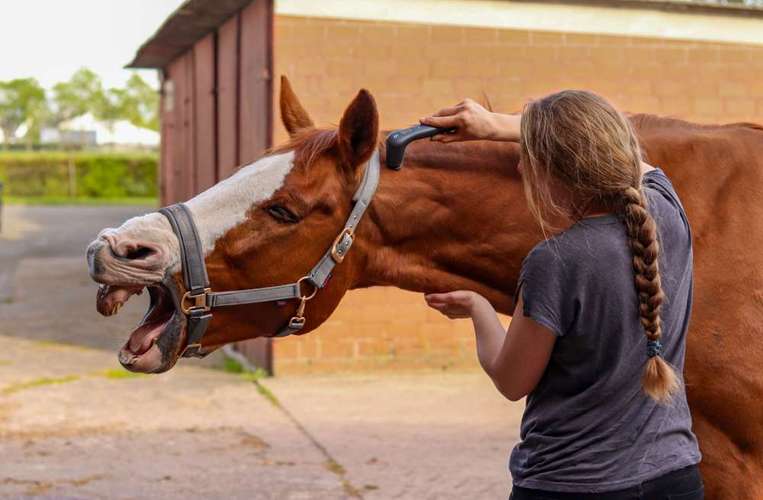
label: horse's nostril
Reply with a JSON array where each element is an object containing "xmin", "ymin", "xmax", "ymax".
[
  {"xmin": 124, "ymin": 245, "xmax": 156, "ymax": 261},
  {"xmin": 87, "ymin": 242, "xmax": 106, "ymax": 277}
]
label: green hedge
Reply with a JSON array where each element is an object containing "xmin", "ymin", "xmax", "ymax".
[{"xmin": 0, "ymin": 151, "xmax": 158, "ymax": 199}]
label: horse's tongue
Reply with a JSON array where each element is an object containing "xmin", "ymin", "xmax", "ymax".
[
  {"xmin": 127, "ymin": 320, "xmax": 167, "ymax": 355},
  {"xmin": 96, "ymin": 285, "xmax": 143, "ymax": 316}
]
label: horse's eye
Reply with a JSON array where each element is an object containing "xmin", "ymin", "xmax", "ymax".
[{"xmin": 267, "ymin": 204, "xmax": 300, "ymax": 224}]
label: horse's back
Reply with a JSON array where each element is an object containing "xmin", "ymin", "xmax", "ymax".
[{"xmin": 634, "ymin": 115, "xmax": 763, "ymax": 500}]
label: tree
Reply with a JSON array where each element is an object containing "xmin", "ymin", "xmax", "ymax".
[
  {"xmin": 0, "ymin": 78, "xmax": 46, "ymax": 146},
  {"xmin": 52, "ymin": 69, "xmax": 158, "ymax": 132},
  {"xmin": 112, "ymin": 73, "xmax": 159, "ymax": 131},
  {"xmin": 51, "ymin": 68, "xmax": 108, "ymax": 125}
]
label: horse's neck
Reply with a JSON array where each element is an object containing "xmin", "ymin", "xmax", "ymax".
[{"xmin": 354, "ymin": 140, "xmax": 540, "ymax": 314}]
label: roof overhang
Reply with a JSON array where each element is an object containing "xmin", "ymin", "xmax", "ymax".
[{"xmin": 127, "ymin": 0, "xmax": 255, "ymax": 69}]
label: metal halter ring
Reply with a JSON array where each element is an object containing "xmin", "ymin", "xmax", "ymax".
[
  {"xmin": 296, "ymin": 276, "xmax": 319, "ymax": 301},
  {"xmin": 181, "ymin": 288, "xmax": 211, "ymax": 315}
]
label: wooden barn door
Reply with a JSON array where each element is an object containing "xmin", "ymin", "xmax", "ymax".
[
  {"xmin": 226, "ymin": 0, "xmax": 274, "ymax": 373},
  {"xmin": 160, "ymin": 0, "xmax": 275, "ymax": 373}
]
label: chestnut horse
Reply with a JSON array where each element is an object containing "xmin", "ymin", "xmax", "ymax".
[{"xmin": 87, "ymin": 77, "xmax": 763, "ymax": 498}]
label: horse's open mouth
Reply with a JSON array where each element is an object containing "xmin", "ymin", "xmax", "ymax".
[{"xmin": 96, "ymin": 282, "xmax": 185, "ymax": 373}]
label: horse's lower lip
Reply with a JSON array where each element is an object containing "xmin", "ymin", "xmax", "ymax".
[
  {"xmin": 125, "ymin": 285, "xmax": 175, "ymax": 355},
  {"xmin": 99, "ymin": 282, "xmax": 186, "ymax": 372}
]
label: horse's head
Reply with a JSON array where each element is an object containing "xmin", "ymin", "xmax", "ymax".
[{"xmin": 86, "ymin": 77, "xmax": 379, "ymax": 373}]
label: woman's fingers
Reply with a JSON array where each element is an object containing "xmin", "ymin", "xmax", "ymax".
[
  {"xmin": 429, "ymin": 103, "xmax": 463, "ymax": 117},
  {"xmin": 425, "ymin": 292, "xmax": 454, "ymax": 303},
  {"xmin": 425, "ymin": 291, "xmax": 471, "ymax": 305},
  {"xmin": 421, "ymin": 114, "xmax": 460, "ymax": 129},
  {"xmin": 431, "ymin": 133, "xmax": 462, "ymax": 143}
]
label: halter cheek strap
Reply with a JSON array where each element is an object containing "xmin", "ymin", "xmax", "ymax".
[{"xmin": 159, "ymin": 151, "xmax": 381, "ymax": 358}]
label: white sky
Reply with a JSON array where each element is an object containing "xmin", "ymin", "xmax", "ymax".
[{"xmin": 0, "ymin": 0, "xmax": 186, "ymax": 91}]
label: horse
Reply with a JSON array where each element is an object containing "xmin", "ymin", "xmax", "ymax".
[{"xmin": 86, "ymin": 76, "xmax": 763, "ymax": 499}]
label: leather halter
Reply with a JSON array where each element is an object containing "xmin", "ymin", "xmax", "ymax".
[{"xmin": 159, "ymin": 151, "xmax": 381, "ymax": 358}]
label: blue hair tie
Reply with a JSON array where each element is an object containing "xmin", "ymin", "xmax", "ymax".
[{"xmin": 646, "ymin": 340, "xmax": 662, "ymax": 358}]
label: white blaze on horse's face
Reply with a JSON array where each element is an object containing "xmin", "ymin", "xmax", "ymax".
[
  {"xmin": 88, "ymin": 151, "xmax": 295, "ymax": 285},
  {"xmin": 185, "ymin": 150, "xmax": 296, "ymax": 257}
]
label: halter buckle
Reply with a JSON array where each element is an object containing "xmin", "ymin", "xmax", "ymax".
[
  {"xmin": 331, "ymin": 227, "xmax": 355, "ymax": 264},
  {"xmin": 181, "ymin": 288, "xmax": 211, "ymax": 314}
]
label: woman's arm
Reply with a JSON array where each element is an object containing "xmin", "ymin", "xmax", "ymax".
[
  {"xmin": 421, "ymin": 99, "xmax": 521, "ymax": 143},
  {"xmin": 425, "ymin": 291, "xmax": 556, "ymax": 401}
]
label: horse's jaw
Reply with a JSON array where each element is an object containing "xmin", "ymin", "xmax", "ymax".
[
  {"xmin": 86, "ymin": 211, "xmax": 188, "ymax": 373},
  {"xmin": 95, "ymin": 278, "xmax": 187, "ymax": 373}
]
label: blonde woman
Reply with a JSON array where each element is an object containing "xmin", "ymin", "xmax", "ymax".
[{"xmin": 422, "ymin": 91, "xmax": 703, "ymax": 499}]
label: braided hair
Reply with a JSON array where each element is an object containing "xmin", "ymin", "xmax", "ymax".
[
  {"xmin": 519, "ymin": 90, "xmax": 679, "ymax": 403},
  {"xmin": 622, "ymin": 186, "xmax": 678, "ymax": 402}
]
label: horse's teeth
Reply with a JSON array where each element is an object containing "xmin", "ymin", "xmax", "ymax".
[{"xmin": 118, "ymin": 350, "xmax": 137, "ymax": 366}]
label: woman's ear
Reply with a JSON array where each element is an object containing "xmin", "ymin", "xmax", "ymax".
[{"xmin": 337, "ymin": 89, "xmax": 379, "ymax": 169}]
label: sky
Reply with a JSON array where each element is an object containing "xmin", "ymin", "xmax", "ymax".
[{"xmin": 1, "ymin": 0, "xmax": 186, "ymax": 91}]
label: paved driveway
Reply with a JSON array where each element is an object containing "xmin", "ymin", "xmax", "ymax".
[{"xmin": 0, "ymin": 205, "xmax": 523, "ymax": 499}]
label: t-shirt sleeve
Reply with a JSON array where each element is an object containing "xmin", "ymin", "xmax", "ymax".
[
  {"xmin": 643, "ymin": 168, "xmax": 684, "ymax": 212},
  {"xmin": 513, "ymin": 244, "xmax": 570, "ymax": 337},
  {"xmin": 643, "ymin": 167, "xmax": 691, "ymax": 235}
]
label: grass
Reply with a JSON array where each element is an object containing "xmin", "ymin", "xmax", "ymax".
[
  {"xmin": 99, "ymin": 368, "xmax": 146, "ymax": 379},
  {"xmin": 253, "ymin": 380, "xmax": 280, "ymax": 406},
  {"xmin": 222, "ymin": 357, "xmax": 270, "ymax": 380},
  {"xmin": 1, "ymin": 367, "xmax": 151, "ymax": 396},
  {"xmin": 220, "ymin": 355, "xmax": 278, "ymax": 403},
  {"xmin": 0, "ymin": 150, "xmax": 157, "ymax": 160},
  {"xmin": 221, "ymin": 357, "xmax": 248, "ymax": 374},
  {"xmin": 5, "ymin": 195, "xmax": 157, "ymax": 206},
  {"xmin": 2, "ymin": 375, "xmax": 80, "ymax": 395},
  {"xmin": 324, "ymin": 458, "xmax": 346, "ymax": 475}
]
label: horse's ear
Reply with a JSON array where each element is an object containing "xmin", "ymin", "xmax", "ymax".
[
  {"xmin": 338, "ymin": 89, "xmax": 379, "ymax": 169},
  {"xmin": 279, "ymin": 75, "xmax": 314, "ymax": 136}
]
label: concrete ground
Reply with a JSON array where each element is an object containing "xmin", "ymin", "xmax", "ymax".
[{"xmin": 0, "ymin": 204, "xmax": 524, "ymax": 499}]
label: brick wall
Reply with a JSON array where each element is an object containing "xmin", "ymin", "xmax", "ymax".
[{"xmin": 271, "ymin": 14, "xmax": 763, "ymax": 374}]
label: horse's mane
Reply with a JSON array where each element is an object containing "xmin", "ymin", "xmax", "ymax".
[
  {"xmin": 270, "ymin": 128, "xmax": 339, "ymax": 167},
  {"xmin": 270, "ymin": 127, "xmax": 392, "ymax": 167}
]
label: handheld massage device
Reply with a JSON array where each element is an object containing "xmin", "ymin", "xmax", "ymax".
[{"xmin": 385, "ymin": 124, "xmax": 454, "ymax": 170}]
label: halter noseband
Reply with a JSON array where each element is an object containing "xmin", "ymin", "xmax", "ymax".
[{"xmin": 159, "ymin": 150, "xmax": 381, "ymax": 358}]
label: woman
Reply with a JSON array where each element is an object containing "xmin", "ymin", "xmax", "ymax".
[{"xmin": 421, "ymin": 91, "xmax": 703, "ymax": 499}]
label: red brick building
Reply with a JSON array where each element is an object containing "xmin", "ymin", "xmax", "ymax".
[{"xmin": 130, "ymin": 0, "xmax": 763, "ymax": 374}]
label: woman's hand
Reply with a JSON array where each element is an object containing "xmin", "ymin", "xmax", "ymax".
[
  {"xmin": 425, "ymin": 290, "xmax": 486, "ymax": 319},
  {"xmin": 421, "ymin": 99, "xmax": 521, "ymax": 143}
]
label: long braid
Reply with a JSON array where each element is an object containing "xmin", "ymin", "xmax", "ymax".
[
  {"xmin": 520, "ymin": 89, "xmax": 682, "ymax": 402},
  {"xmin": 622, "ymin": 185, "xmax": 679, "ymax": 403}
]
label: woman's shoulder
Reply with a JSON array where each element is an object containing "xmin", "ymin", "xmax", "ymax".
[
  {"xmin": 521, "ymin": 235, "xmax": 580, "ymax": 278},
  {"xmin": 643, "ymin": 168, "xmax": 684, "ymax": 212},
  {"xmin": 642, "ymin": 168, "xmax": 692, "ymax": 240}
]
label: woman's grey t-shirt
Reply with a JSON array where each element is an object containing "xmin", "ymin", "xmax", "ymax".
[{"xmin": 509, "ymin": 169, "xmax": 701, "ymax": 493}]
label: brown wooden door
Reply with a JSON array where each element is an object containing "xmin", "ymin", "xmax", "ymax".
[{"xmin": 160, "ymin": 0, "xmax": 275, "ymax": 373}]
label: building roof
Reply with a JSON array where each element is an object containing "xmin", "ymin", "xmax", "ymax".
[
  {"xmin": 129, "ymin": 0, "xmax": 763, "ymax": 69},
  {"xmin": 127, "ymin": 0, "xmax": 255, "ymax": 69},
  {"xmin": 524, "ymin": 0, "xmax": 763, "ymax": 16}
]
